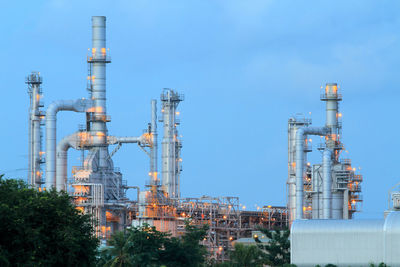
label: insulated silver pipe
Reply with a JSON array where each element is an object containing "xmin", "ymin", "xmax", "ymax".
[
  {"xmin": 295, "ymin": 127, "xmax": 329, "ymax": 219},
  {"xmin": 150, "ymin": 100, "xmax": 158, "ymax": 185},
  {"xmin": 107, "ymin": 136, "xmax": 143, "ymax": 145},
  {"xmin": 45, "ymin": 99, "xmax": 92, "ymax": 189},
  {"xmin": 56, "ymin": 132, "xmax": 80, "ymax": 191},
  {"xmin": 323, "ymin": 149, "xmax": 332, "ymax": 219},
  {"xmin": 32, "ymin": 83, "xmax": 41, "ymax": 186}
]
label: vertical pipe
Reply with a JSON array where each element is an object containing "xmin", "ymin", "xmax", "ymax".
[
  {"xmin": 56, "ymin": 132, "xmax": 79, "ymax": 191},
  {"xmin": 150, "ymin": 100, "xmax": 158, "ymax": 185},
  {"xmin": 323, "ymin": 149, "xmax": 332, "ymax": 219},
  {"xmin": 295, "ymin": 128, "xmax": 305, "ymax": 220},
  {"xmin": 28, "ymin": 86, "xmax": 33, "ymax": 185},
  {"xmin": 295, "ymin": 127, "xmax": 329, "ymax": 220},
  {"xmin": 32, "ymin": 82, "xmax": 41, "ymax": 186}
]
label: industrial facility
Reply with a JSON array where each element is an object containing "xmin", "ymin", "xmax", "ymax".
[
  {"xmin": 25, "ymin": 15, "xmax": 400, "ymax": 266},
  {"xmin": 26, "ymin": 16, "xmax": 287, "ymax": 261},
  {"xmin": 287, "ymin": 83, "xmax": 363, "ymax": 224}
]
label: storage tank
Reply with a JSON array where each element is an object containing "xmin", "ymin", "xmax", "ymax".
[{"xmin": 291, "ymin": 211, "xmax": 400, "ymax": 266}]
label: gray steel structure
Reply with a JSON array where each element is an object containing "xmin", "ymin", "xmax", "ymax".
[
  {"xmin": 291, "ymin": 210, "xmax": 400, "ymax": 266},
  {"xmin": 288, "ymin": 83, "xmax": 363, "ymax": 224},
  {"xmin": 160, "ymin": 89, "xmax": 183, "ymax": 199},
  {"xmin": 34, "ymin": 16, "xmax": 153, "ymax": 238},
  {"xmin": 27, "ymin": 72, "xmax": 44, "ymax": 187}
]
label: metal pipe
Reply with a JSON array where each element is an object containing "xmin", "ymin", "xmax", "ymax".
[
  {"xmin": 295, "ymin": 126, "xmax": 329, "ymax": 219},
  {"xmin": 150, "ymin": 99, "xmax": 158, "ymax": 185},
  {"xmin": 107, "ymin": 136, "xmax": 143, "ymax": 145},
  {"xmin": 32, "ymin": 84, "xmax": 41, "ymax": 186},
  {"xmin": 323, "ymin": 149, "xmax": 332, "ymax": 219},
  {"xmin": 45, "ymin": 99, "xmax": 92, "ymax": 189},
  {"xmin": 56, "ymin": 132, "xmax": 80, "ymax": 191}
]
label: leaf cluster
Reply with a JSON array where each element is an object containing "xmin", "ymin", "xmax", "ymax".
[
  {"xmin": 0, "ymin": 176, "xmax": 99, "ymax": 266},
  {"xmin": 100, "ymin": 221, "xmax": 209, "ymax": 267},
  {"xmin": 255, "ymin": 228, "xmax": 290, "ymax": 266}
]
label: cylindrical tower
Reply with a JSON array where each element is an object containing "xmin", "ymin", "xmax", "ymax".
[
  {"xmin": 88, "ymin": 16, "xmax": 111, "ymax": 169},
  {"xmin": 161, "ymin": 89, "xmax": 183, "ymax": 199},
  {"xmin": 321, "ymin": 83, "xmax": 343, "ymax": 219},
  {"xmin": 27, "ymin": 72, "xmax": 44, "ymax": 188},
  {"xmin": 321, "ymin": 83, "xmax": 342, "ymax": 152}
]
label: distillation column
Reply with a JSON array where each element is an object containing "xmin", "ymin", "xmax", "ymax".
[
  {"xmin": 321, "ymin": 83, "xmax": 342, "ymax": 219},
  {"xmin": 161, "ymin": 89, "xmax": 183, "ymax": 199},
  {"xmin": 89, "ymin": 16, "xmax": 111, "ymax": 169},
  {"xmin": 27, "ymin": 72, "xmax": 44, "ymax": 188}
]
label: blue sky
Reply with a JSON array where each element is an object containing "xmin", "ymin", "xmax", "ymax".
[{"xmin": 1, "ymin": 0, "xmax": 400, "ymax": 218}]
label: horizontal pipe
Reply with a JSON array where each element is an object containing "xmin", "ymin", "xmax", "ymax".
[
  {"xmin": 45, "ymin": 99, "xmax": 92, "ymax": 189},
  {"xmin": 107, "ymin": 136, "xmax": 143, "ymax": 145}
]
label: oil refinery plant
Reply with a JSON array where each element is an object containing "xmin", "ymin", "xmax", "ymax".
[
  {"xmin": 26, "ymin": 16, "xmax": 287, "ymax": 261},
  {"xmin": 26, "ymin": 16, "xmax": 400, "ymax": 266}
]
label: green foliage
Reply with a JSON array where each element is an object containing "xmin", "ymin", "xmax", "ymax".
[
  {"xmin": 99, "ymin": 221, "xmax": 209, "ymax": 267},
  {"xmin": 369, "ymin": 263, "xmax": 389, "ymax": 267},
  {"xmin": 325, "ymin": 264, "xmax": 337, "ymax": 267},
  {"xmin": 228, "ymin": 243, "xmax": 264, "ymax": 267},
  {"xmin": 0, "ymin": 176, "xmax": 99, "ymax": 266},
  {"xmin": 255, "ymin": 228, "xmax": 290, "ymax": 267},
  {"xmin": 161, "ymin": 221, "xmax": 209, "ymax": 267}
]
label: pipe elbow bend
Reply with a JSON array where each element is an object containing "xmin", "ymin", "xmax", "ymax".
[{"xmin": 57, "ymin": 132, "xmax": 80, "ymax": 152}]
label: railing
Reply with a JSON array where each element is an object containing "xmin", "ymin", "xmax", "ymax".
[
  {"xmin": 87, "ymin": 50, "xmax": 111, "ymax": 63},
  {"xmin": 320, "ymin": 93, "xmax": 342, "ymax": 101}
]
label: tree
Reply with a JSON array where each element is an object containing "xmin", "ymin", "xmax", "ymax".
[
  {"xmin": 161, "ymin": 221, "xmax": 209, "ymax": 267},
  {"xmin": 0, "ymin": 176, "xmax": 99, "ymax": 266},
  {"xmin": 100, "ymin": 224, "xmax": 168, "ymax": 267},
  {"xmin": 100, "ymin": 231, "xmax": 134, "ymax": 267},
  {"xmin": 228, "ymin": 243, "xmax": 264, "ymax": 267},
  {"xmin": 100, "ymin": 221, "xmax": 209, "ymax": 267},
  {"xmin": 255, "ymin": 228, "xmax": 290, "ymax": 267}
]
